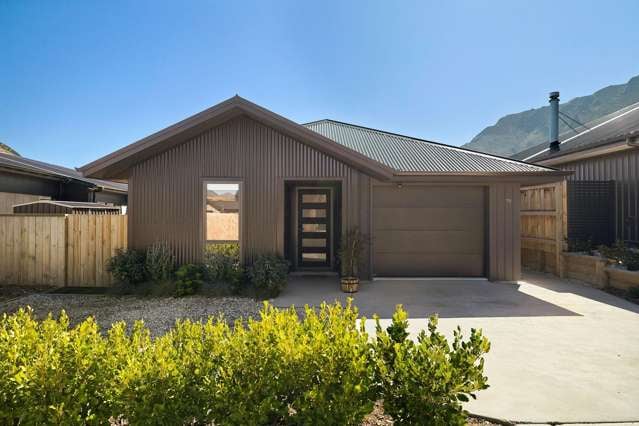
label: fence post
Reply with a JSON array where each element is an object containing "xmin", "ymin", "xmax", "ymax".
[{"xmin": 64, "ymin": 214, "xmax": 68, "ymax": 287}]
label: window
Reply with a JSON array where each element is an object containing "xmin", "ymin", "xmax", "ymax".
[{"xmin": 206, "ymin": 182, "xmax": 240, "ymax": 243}]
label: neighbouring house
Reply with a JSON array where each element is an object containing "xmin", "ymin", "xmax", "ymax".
[
  {"xmin": 12, "ymin": 200, "xmax": 122, "ymax": 215},
  {"xmin": 80, "ymin": 96, "xmax": 566, "ymax": 281},
  {"xmin": 515, "ymin": 101, "xmax": 639, "ymax": 245},
  {"xmin": 0, "ymin": 152, "xmax": 128, "ymax": 214}
]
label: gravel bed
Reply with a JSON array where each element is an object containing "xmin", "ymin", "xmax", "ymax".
[
  {"xmin": 0, "ymin": 285, "xmax": 55, "ymax": 304},
  {"xmin": 2, "ymin": 293, "xmax": 261, "ymax": 336}
]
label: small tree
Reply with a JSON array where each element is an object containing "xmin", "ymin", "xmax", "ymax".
[{"xmin": 338, "ymin": 227, "xmax": 369, "ymax": 278}]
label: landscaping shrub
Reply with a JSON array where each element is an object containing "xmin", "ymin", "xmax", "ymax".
[
  {"xmin": 145, "ymin": 242, "xmax": 175, "ymax": 282},
  {"xmin": 106, "ymin": 248, "xmax": 147, "ymax": 285},
  {"xmin": 247, "ymin": 254, "xmax": 289, "ymax": 298},
  {"xmin": 567, "ymin": 238, "xmax": 593, "ymax": 253},
  {"xmin": 373, "ymin": 307, "xmax": 491, "ymax": 425},
  {"xmin": 599, "ymin": 240, "xmax": 639, "ymax": 271},
  {"xmin": 204, "ymin": 243, "xmax": 244, "ymax": 292},
  {"xmin": 0, "ymin": 303, "xmax": 490, "ymax": 425},
  {"xmin": 174, "ymin": 264, "xmax": 205, "ymax": 297}
]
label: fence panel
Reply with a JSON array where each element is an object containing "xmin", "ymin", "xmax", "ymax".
[
  {"xmin": 0, "ymin": 215, "xmax": 66, "ymax": 285},
  {"xmin": 0, "ymin": 214, "xmax": 127, "ymax": 287},
  {"xmin": 520, "ymin": 182, "xmax": 567, "ymax": 275},
  {"xmin": 66, "ymin": 214, "xmax": 127, "ymax": 286}
]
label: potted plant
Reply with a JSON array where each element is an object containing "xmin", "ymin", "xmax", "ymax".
[{"xmin": 338, "ymin": 227, "xmax": 369, "ymax": 293}]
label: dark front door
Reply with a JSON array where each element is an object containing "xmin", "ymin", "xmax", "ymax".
[{"xmin": 298, "ymin": 188, "xmax": 332, "ymax": 268}]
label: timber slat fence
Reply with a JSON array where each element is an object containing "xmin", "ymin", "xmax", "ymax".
[
  {"xmin": 0, "ymin": 214, "xmax": 127, "ymax": 287},
  {"xmin": 520, "ymin": 182, "xmax": 567, "ymax": 275}
]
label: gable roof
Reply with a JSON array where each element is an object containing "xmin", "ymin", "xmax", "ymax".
[
  {"xmin": 0, "ymin": 152, "xmax": 127, "ymax": 192},
  {"xmin": 304, "ymin": 119, "xmax": 552, "ymax": 174},
  {"xmin": 80, "ymin": 95, "xmax": 561, "ymax": 180},
  {"xmin": 80, "ymin": 96, "xmax": 395, "ymax": 180},
  {"xmin": 514, "ymin": 102, "xmax": 639, "ymax": 163}
]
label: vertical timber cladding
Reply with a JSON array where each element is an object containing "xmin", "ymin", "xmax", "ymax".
[{"xmin": 128, "ymin": 115, "xmax": 372, "ymax": 273}]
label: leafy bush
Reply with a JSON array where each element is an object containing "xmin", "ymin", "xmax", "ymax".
[
  {"xmin": 373, "ymin": 307, "xmax": 490, "ymax": 425},
  {"xmin": 145, "ymin": 242, "xmax": 175, "ymax": 282},
  {"xmin": 599, "ymin": 240, "xmax": 639, "ymax": 271},
  {"xmin": 174, "ymin": 264, "xmax": 205, "ymax": 297},
  {"xmin": 0, "ymin": 304, "xmax": 490, "ymax": 425},
  {"xmin": 204, "ymin": 243, "xmax": 244, "ymax": 292},
  {"xmin": 106, "ymin": 249, "xmax": 147, "ymax": 285},
  {"xmin": 247, "ymin": 254, "xmax": 289, "ymax": 298},
  {"xmin": 567, "ymin": 238, "xmax": 593, "ymax": 253}
]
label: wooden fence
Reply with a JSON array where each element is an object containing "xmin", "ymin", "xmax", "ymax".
[
  {"xmin": 520, "ymin": 182, "xmax": 567, "ymax": 275},
  {"xmin": 0, "ymin": 214, "xmax": 127, "ymax": 287}
]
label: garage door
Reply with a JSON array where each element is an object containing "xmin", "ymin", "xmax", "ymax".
[{"xmin": 373, "ymin": 186, "xmax": 485, "ymax": 277}]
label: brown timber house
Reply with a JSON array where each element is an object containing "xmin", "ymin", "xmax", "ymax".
[{"xmin": 81, "ymin": 96, "xmax": 567, "ymax": 281}]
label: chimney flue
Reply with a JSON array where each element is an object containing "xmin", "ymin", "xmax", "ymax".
[{"xmin": 549, "ymin": 91, "xmax": 560, "ymax": 152}]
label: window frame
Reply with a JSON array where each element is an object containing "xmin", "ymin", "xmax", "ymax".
[{"xmin": 202, "ymin": 178, "xmax": 244, "ymax": 258}]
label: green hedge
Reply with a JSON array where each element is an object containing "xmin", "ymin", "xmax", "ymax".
[{"xmin": 0, "ymin": 303, "xmax": 489, "ymax": 425}]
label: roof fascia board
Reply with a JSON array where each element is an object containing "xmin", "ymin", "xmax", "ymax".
[
  {"xmin": 537, "ymin": 139, "xmax": 637, "ymax": 166},
  {"xmin": 387, "ymin": 173, "xmax": 570, "ymax": 185}
]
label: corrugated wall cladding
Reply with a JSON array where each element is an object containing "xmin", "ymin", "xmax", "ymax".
[
  {"xmin": 488, "ymin": 182, "xmax": 521, "ymax": 281},
  {"xmin": 128, "ymin": 115, "xmax": 371, "ymax": 269},
  {"xmin": 558, "ymin": 149, "xmax": 639, "ymax": 242}
]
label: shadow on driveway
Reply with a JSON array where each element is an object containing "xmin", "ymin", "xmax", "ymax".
[{"xmin": 273, "ymin": 275, "xmax": 579, "ymax": 319}]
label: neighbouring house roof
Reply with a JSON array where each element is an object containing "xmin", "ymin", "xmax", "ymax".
[
  {"xmin": 304, "ymin": 119, "xmax": 552, "ymax": 174},
  {"xmin": 80, "ymin": 95, "xmax": 563, "ymax": 180},
  {"xmin": 12, "ymin": 200, "xmax": 121, "ymax": 210},
  {"xmin": 514, "ymin": 102, "xmax": 639, "ymax": 163},
  {"xmin": 0, "ymin": 152, "xmax": 127, "ymax": 192}
]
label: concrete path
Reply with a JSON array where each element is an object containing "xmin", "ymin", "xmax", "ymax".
[{"xmin": 273, "ymin": 272, "xmax": 639, "ymax": 423}]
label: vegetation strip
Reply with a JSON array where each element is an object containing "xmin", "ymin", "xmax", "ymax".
[{"xmin": 0, "ymin": 302, "xmax": 490, "ymax": 425}]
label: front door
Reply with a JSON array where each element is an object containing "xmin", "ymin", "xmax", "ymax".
[{"xmin": 297, "ymin": 188, "xmax": 332, "ymax": 268}]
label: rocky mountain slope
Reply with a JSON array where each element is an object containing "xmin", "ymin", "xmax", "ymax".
[{"xmin": 463, "ymin": 75, "xmax": 639, "ymax": 157}]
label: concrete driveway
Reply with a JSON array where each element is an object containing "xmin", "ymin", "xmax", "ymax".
[{"xmin": 273, "ymin": 272, "xmax": 639, "ymax": 424}]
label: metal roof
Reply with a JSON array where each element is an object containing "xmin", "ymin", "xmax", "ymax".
[
  {"xmin": 0, "ymin": 152, "xmax": 127, "ymax": 192},
  {"xmin": 304, "ymin": 119, "xmax": 552, "ymax": 173},
  {"xmin": 12, "ymin": 200, "xmax": 121, "ymax": 210},
  {"xmin": 514, "ymin": 102, "xmax": 639, "ymax": 162}
]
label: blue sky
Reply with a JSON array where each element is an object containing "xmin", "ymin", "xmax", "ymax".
[{"xmin": 1, "ymin": 0, "xmax": 638, "ymax": 168}]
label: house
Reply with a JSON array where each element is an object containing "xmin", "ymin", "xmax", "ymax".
[
  {"xmin": 0, "ymin": 151, "xmax": 128, "ymax": 214},
  {"xmin": 80, "ymin": 96, "xmax": 566, "ymax": 281},
  {"xmin": 515, "ymin": 101, "xmax": 639, "ymax": 245}
]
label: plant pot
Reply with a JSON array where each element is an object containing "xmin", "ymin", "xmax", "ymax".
[{"xmin": 340, "ymin": 277, "xmax": 359, "ymax": 293}]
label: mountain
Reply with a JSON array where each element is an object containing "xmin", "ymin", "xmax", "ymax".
[
  {"xmin": 0, "ymin": 142, "xmax": 19, "ymax": 156},
  {"xmin": 463, "ymin": 75, "xmax": 639, "ymax": 157}
]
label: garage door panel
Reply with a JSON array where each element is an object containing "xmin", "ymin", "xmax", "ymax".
[
  {"xmin": 373, "ymin": 186, "xmax": 485, "ymax": 208},
  {"xmin": 374, "ymin": 230, "xmax": 483, "ymax": 254},
  {"xmin": 373, "ymin": 207, "xmax": 484, "ymax": 231},
  {"xmin": 375, "ymin": 253, "xmax": 484, "ymax": 277},
  {"xmin": 373, "ymin": 185, "xmax": 485, "ymax": 277}
]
